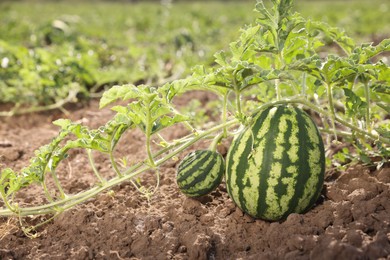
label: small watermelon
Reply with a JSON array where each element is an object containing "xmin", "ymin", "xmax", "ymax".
[{"xmin": 176, "ymin": 150, "xmax": 225, "ymax": 197}]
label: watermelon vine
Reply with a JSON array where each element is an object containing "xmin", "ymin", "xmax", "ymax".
[{"xmin": 0, "ymin": 0, "xmax": 389, "ymax": 230}]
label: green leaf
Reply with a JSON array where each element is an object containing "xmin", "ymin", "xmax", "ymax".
[
  {"xmin": 375, "ymin": 124, "xmax": 390, "ymax": 139},
  {"xmin": 255, "ymin": 0, "xmax": 278, "ymax": 29},
  {"xmin": 159, "ymin": 80, "xmax": 187, "ymax": 103},
  {"xmin": 99, "ymin": 84, "xmax": 138, "ymax": 108},
  {"xmin": 53, "ymin": 118, "xmax": 72, "ymax": 129},
  {"xmin": 343, "ymin": 88, "xmax": 367, "ymax": 118},
  {"xmin": 376, "ymin": 102, "xmax": 390, "ymax": 114},
  {"xmin": 352, "ymin": 39, "xmax": 390, "ymax": 64},
  {"xmin": 371, "ymin": 82, "xmax": 390, "ymax": 95},
  {"xmin": 153, "ymin": 114, "xmax": 188, "ymax": 134},
  {"xmin": 310, "ymin": 21, "xmax": 355, "ymax": 55},
  {"xmin": 111, "ymin": 105, "xmax": 129, "ymax": 114},
  {"xmin": 214, "ymin": 50, "xmax": 229, "ymax": 67},
  {"xmin": 0, "ymin": 168, "xmax": 26, "ymax": 197}
]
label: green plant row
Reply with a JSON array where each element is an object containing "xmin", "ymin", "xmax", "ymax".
[
  {"xmin": 0, "ymin": 2, "xmax": 253, "ymax": 115},
  {"xmin": 1, "ymin": 0, "xmax": 388, "ymax": 115},
  {"xmin": 0, "ymin": 0, "xmax": 389, "ymax": 233}
]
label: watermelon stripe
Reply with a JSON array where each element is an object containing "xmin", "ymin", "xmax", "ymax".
[
  {"xmin": 227, "ymin": 106, "xmax": 275, "ymax": 214},
  {"xmin": 295, "ymin": 112, "xmax": 325, "ymax": 212},
  {"xmin": 283, "ymin": 108, "xmax": 312, "ymax": 217},
  {"xmin": 181, "ymin": 158, "xmax": 224, "ymax": 195},
  {"xmin": 243, "ymin": 107, "xmax": 278, "ymax": 215},
  {"xmin": 177, "ymin": 151, "xmax": 211, "ymax": 182},
  {"xmin": 276, "ymin": 114, "xmax": 295, "ymax": 217},
  {"xmin": 177, "ymin": 150, "xmax": 225, "ymax": 197},
  {"xmin": 177, "ymin": 150, "xmax": 208, "ymax": 173},
  {"xmin": 261, "ymin": 106, "xmax": 291, "ymax": 219},
  {"xmin": 180, "ymin": 154, "xmax": 220, "ymax": 190},
  {"xmin": 226, "ymin": 129, "xmax": 253, "ymax": 210}
]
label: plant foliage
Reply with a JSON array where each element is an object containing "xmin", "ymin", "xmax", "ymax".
[{"xmin": 0, "ymin": 0, "xmax": 389, "ymax": 230}]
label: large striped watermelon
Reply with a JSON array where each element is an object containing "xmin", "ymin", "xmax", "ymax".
[
  {"xmin": 176, "ymin": 150, "xmax": 225, "ymax": 197},
  {"xmin": 226, "ymin": 105, "xmax": 325, "ymax": 221}
]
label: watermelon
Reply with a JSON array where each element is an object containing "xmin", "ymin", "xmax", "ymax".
[
  {"xmin": 226, "ymin": 105, "xmax": 325, "ymax": 221},
  {"xmin": 176, "ymin": 150, "xmax": 225, "ymax": 197}
]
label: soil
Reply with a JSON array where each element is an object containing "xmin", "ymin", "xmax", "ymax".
[{"xmin": 0, "ymin": 93, "xmax": 389, "ymax": 260}]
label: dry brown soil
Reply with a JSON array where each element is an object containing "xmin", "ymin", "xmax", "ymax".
[{"xmin": 0, "ymin": 93, "xmax": 389, "ymax": 260}]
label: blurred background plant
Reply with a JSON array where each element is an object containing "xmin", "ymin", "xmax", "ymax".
[{"xmin": 0, "ymin": 0, "xmax": 389, "ymax": 115}]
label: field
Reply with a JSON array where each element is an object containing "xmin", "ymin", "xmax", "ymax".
[{"xmin": 0, "ymin": 0, "xmax": 390, "ymax": 259}]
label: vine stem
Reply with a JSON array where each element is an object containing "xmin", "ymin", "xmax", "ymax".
[
  {"xmin": 364, "ymin": 81, "xmax": 371, "ymax": 132},
  {"xmin": 326, "ymin": 82, "xmax": 338, "ymax": 140},
  {"xmin": 301, "ymin": 73, "xmax": 307, "ymax": 96},
  {"xmin": 275, "ymin": 78, "xmax": 281, "ymax": 100},
  {"xmin": 146, "ymin": 133, "xmax": 155, "ymax": 167},
  {"xmin": 110, "ymin": 151, "xmax": 122, "ymax": 177},
  {"xmin": 319, "ymin": 127, "xmax": 358, "ymax": 139},
  {"xmin": 50, "ymin": 170, "xmax": 66, "ymax": 199},
  {"xmin": 209, "ymin": 131, "xmax": 225, "ymax": 152},
  {"xmin": 0, "ymin": 190, "xmax": 15, "ymax": 212},
  {"xmin": 235, "ymin": 90, "xmax": 242, "ymax": 117},
  {"xmin": 300, "ymin": 98, "xmax": 390, "ymax": 144},
  {"xmin": 145, "ymin": 101, "xmax": 156, "ymax": 167},
  {"xmin": 222, "ymin": 93, "xmax": 228, "ymax": 137},
  {"xmin": 42, "ymin": 180, "xmax": 54, "ymax": 203},
  {"xmin": 87, "ymin": 149, "xmax": 107, "ymax": 183},
  {"xmin": 232, "ymin": 74, "xmax": 242, "ymax": 118},
  {"xmin": 0, "ymin": 119, "xmax": 239, "ymax": 217}
]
